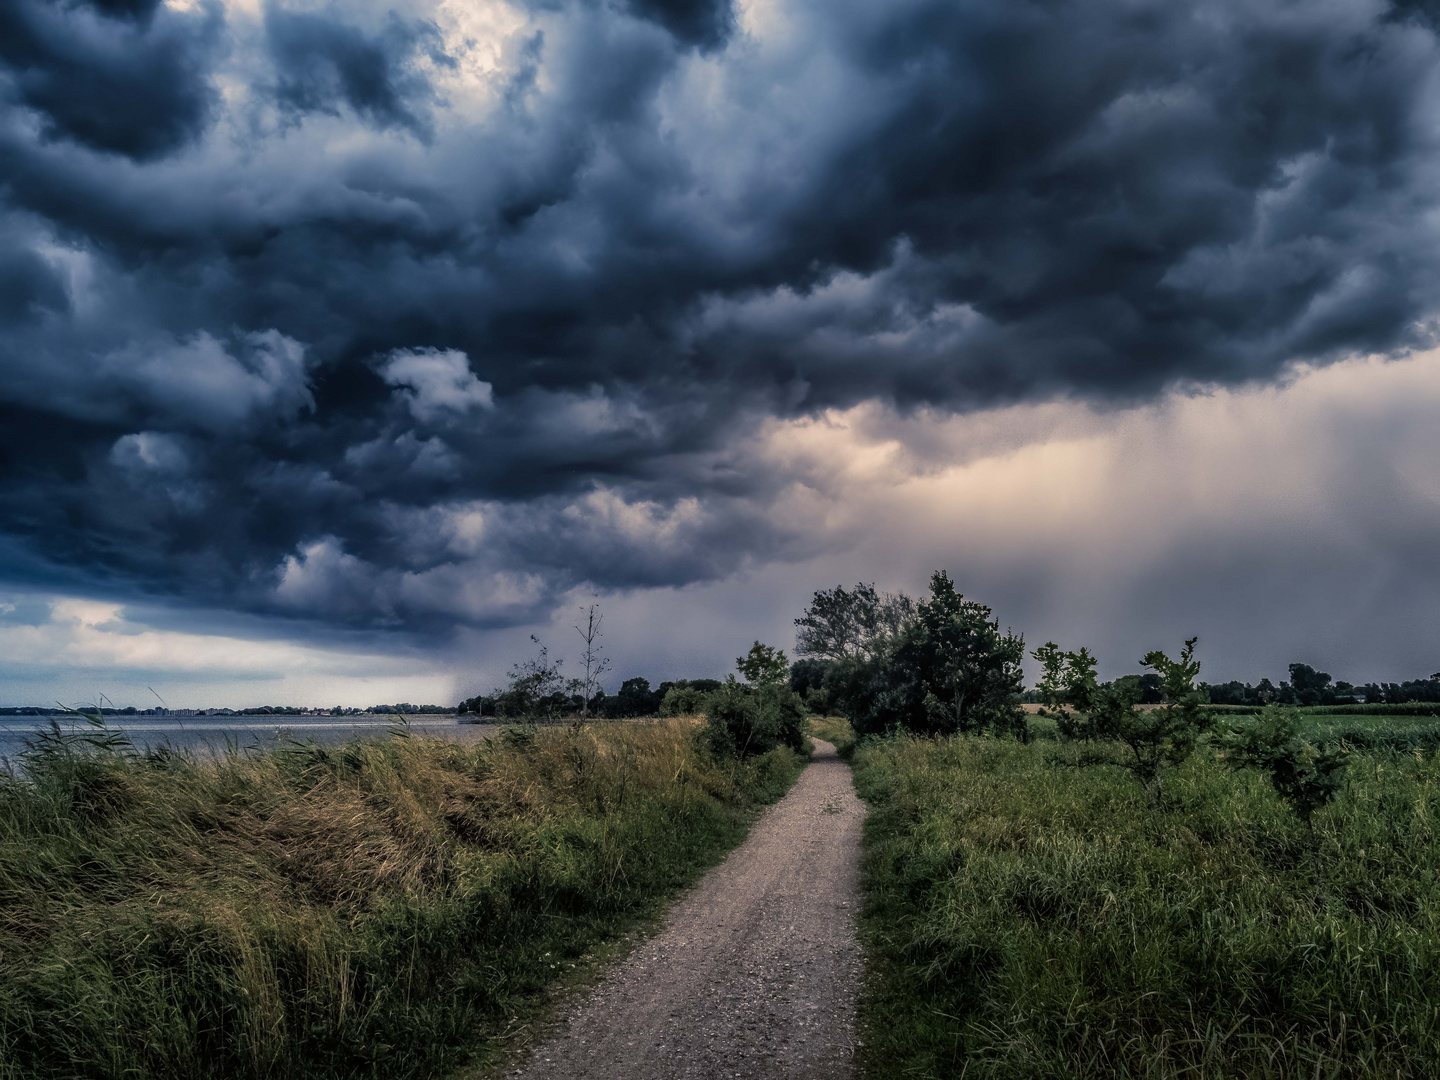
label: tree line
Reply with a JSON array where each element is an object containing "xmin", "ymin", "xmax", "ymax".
[
  {"xmin": 1203, "ymin": 665, "xmax": 1440, "ymax": 707},
  {"xmin": 462, "ymin": 578, "xmax": 1435, "ymax": 784}
]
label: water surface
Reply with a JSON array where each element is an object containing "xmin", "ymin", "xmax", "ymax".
[{"xmin": 0, "ymin": 716, "xmax": 497, "ymax": 770}]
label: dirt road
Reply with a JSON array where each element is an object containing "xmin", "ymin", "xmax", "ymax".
[{"xmin": 509, "ymin": 739, "xmax": 866, "ymax": 1079}]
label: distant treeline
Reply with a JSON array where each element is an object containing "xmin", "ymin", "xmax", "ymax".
[
  {"xmin": 457, "ymin": 678, "xmax": 723, "ymax": 720},
  {"xmin": 1200, "ymin": 663, "xmax": 1440, "ymax": 707}
]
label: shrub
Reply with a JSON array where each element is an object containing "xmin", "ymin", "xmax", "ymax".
[
  {"xmin": 789, "ymin": 658, "xmax": 834, "ymax": 714},
  {"xmin": 659, "ymin": 684, "xmax": 707, "ymax": 716},
  {"xmin": 1218, "ymin": 704, "xmax": 1346, "ymax": 825},
  {"xmin": 702, "ymin": 643, "xmax": 808, "ymax": 758},
  {"xmin": 1038, "ymin": 637, "xmax": 1209, "ymax": 805}
]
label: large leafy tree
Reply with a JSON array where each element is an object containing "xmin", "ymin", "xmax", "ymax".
[
  {"xmin": 794, "ymin": 582, "xmax": 915, "ymax": 661},
  {"xmin": 821, "ymin": 571, "xmax": 1026, "ymax": 739}
]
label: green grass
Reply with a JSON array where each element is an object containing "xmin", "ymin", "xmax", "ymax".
[
  {"xmin": 852, "ymin": 733, "xmax": 1440, "ymax": 1078},
  {"xmin": 1026, "ymin": 710, "xmax": 1440, "ymax": 753},
  {"xmin": 0, "ymin": 720, "xmax": 805, "ymax": 1079},
  {"xmin": 1206, "ymin": 703, "xmax": 1440, "ymax": 717},
  {"xmin": 807, "ymin": 716, "xmax": 857, "ymax": 758}
]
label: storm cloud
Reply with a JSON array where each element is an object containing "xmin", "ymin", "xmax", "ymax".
[{"xmin": 1, "ymin": 0, "xmax": 1439, "ymax": 657}]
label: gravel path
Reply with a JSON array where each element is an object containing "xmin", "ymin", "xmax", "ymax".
[{"xmin": 509, "ymin": 739, "xmax": 866, "ymax": 1080}]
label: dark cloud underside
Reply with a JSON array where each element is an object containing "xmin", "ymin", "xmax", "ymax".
[{"xmin": 0, "ymin": 0, "xmax": 1437, "ymax": 634}]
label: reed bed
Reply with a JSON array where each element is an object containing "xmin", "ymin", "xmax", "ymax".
[
  {"xmin": 0, "ymin": 719, "xmax": 804, "ymax": 1079},
  {"xmin": 853, "ymin": 734, "xmax": 1440, "ymax": 1078}
]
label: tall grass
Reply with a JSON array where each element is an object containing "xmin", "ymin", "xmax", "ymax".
[
  {"xmin": 0, "ymin": 719, "xmax": 804, "ymax": 1079},
  {"xmin": 853, "ymin": 734, "xmax": 1440, "ymax": 1078},
  {"xmin": 1205, "ymin": 703, "xmax": 1440, "ymax": 717}
]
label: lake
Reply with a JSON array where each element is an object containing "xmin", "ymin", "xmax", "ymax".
[{"xmin": 0, "ymin": 716, "xmax": 499, "ymax": 770}]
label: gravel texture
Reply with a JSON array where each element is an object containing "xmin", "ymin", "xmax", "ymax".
[{"xmin": 510, "ymin": 739, "xmax": 866, "ymax": 1079}]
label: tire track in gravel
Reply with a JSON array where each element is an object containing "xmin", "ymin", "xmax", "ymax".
[{"xmin": 508, "ymin": 739, "xmax": 866, "ymax": 1080}]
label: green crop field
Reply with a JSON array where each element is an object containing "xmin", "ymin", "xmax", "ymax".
[{"xmin": 852, "ymin": 726, "xmax": 1440, "ymax": 1079}]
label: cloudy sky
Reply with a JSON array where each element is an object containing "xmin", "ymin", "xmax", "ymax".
[{"xmin": 2, "ymin": 0, "xmax": 1439, "ymax": 707}]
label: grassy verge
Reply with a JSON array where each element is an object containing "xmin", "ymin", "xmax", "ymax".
[
  {"xmin": 852, "ymin": 733, "xmax": 1440, "ymax": 1078},
  {"xmin": 0, "ymin": 719, "xmax": 805, "ymax": 1079},
  {"xmin": 807, "ymin": 716, "xmax": 856, "ymax": 758},
  {"xmin": 1205, "ymin": 703, "xmax": 1440, "ymax": 717}
]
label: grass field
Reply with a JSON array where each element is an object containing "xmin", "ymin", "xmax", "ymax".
[
  {"xmin": 852, "ymin": 731, "xmax": 1440, "ymax": 1078},
  {"xmin": 0, "ymin": 719, "xmax": 805, "ymax": 1080},
  {"xmin": 1204, "ymin": 703, "xmax": 1440, "ymax": 717}
]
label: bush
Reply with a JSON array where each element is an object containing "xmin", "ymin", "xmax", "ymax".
[
  {"xmin": 659, "ymin": 684, "xmax": 707, "ymax": 716},
  {"xmin": 1034, "ymin": 636, "xmax": 1209, "ymax": 805},
  {"xmin": 702, "ymin": 643, "xmax": 808, "ymax": 758},
  {"xmin": 789, "ymin": 659, "xmax": 833, "ymax": 714},
  {"xmin": 703, "ymin": 680, "xmax": 807, "ymax": 759}
]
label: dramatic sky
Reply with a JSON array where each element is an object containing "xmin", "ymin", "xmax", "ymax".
[{"xmin": 3, "ymin": 0, "xmax": 1440, "ymax": 706}]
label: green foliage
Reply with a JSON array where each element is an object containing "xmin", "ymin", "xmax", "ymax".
[
  {"xmin": 607, "ymin": 676, "xmax": 661, "ymax": 717},
  {"xmin": 789, "ymin": 658, "xmax": 833, "ymax": 714},
  {"xmin": 1030, "ymin": 642, "xmax": 1097, "ymax": 739},
  {"xmin": 825, "ymin": 571, "xmax": 1026, "ymax": 740},
  {"xmin": 701, "ymin": 643, "xmax": 809, "ymax": 758},
  {"xmin": 1319, "ymin": 720, "xmax": 1440, "ymax": 753},
  {"xmin": 793, "ymin": 582, "xmax": 915, "ymax": 661},
  {"xmin": 495, "ymin": 637, "xmax": 570, "ymax": 719},
  {"xmin": 0, "ymin": 721, "xmax": 804, "ymax": 1080},
  {"xmin": 1218, "ymin": 704, "xmax": 1347, "ymax": 824},
  {"xmin": 1042, "ymin": 637, "xmax": 1209, "ymax": 805},
  {"xmin": 1205, "ymin": 701, "xmax": 1440, "ymax": 717},
  {"xmin": 852, "ymin": 733, "xmax": 1440, "ymax": 1079},
  {"xmin": 702, "ymin": 677, "xmax": 807, "ymax": 759},
  {"xmin": 658, "ymin": 683, "xmax": 707, "ymax": 716},
  {"xmin": 736, "ymin": 641, "xmax": 789, "ymax": 687}
]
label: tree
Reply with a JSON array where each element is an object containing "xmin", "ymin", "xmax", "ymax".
[
  {"xmin": 497, "ymin": 637, "xmax": 569, "ymax": 719},
  {"xmin": 790, "ymin": 658, "xmax": 834, "ymax": 714},
  {"xmin": 610, "ymin": 677, "xmax": 661, "ymax": 717},
  {"xmin": 824, "ymin": 572, "xmax": 1025, "ymax": 739},
  {"xmin": 1032, "ymin": 642, "xmax": 1097, "ymax": 738},
  {"xmin": 573, "ymin": 603, "xmax": 612, "ymax": 719},
  {"xmin": 1288, "ymin": 663, "xmax": 1334, "ymax": 707},
  {"xmin": 737, "ymin": 641, "xmax": 789, "ymax": 687},
  {"xmin": 1217, "ymin": 704, "xmax": 1346, "ymax": 896},
  {"xmin": 794, "ymin": 583, "xmax": 915, "ymax": 661},
  {"xmin": 1047, "ymin": 637, "xmax": 1210, "ymax": 806}
]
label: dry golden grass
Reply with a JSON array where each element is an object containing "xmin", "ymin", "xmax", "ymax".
[{"xmin": 0, "ymin": 718, "xmax": 804, "ymax": 1080}]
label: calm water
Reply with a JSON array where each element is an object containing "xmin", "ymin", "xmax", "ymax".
[{"xmin": 0, "ymin": 717, "xmax": 498, "ymax": 770}]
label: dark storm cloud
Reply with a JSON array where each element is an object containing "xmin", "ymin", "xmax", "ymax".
[
  {"xmin": 1, "ymin": 0, "xmax": 1439, "ymax": 635},
  {"xmin": 265, "ymin": 9, "xmax": 452, "ymax": 137},
  {"xmin": 626, "ymin": 0, "xmax": 734, "ymax": 49},
  {"xmin": 0, "ymin": 0, "xmax": 221, "ymax": 159}
]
